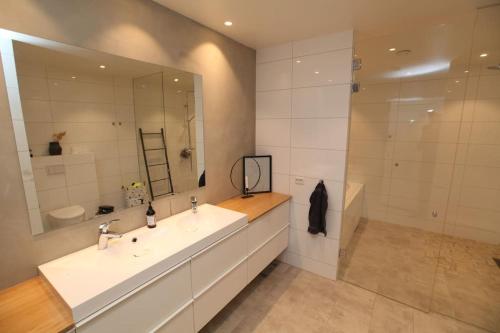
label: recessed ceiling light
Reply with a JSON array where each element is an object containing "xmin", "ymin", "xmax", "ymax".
[
  {"xmin": 224, "ymin": 21, "xmax": 233, "ymax": 26},
  {"xmin": 480, "ymin": 53, "xmax": 488, "ymax": 58},
  {"xmin": 328, "ymin": 79, "xmax": 333, "ymax": 82},
  {"xmin": 389, "ymin": 48, "xmax": 396, "ymax": 52},
  {"xmin": 410, "ymin": 119, "xmax": 415, "ymax": 123},
  {"xmin": 464, "ymin": 70, "xmax": 469, "ymax": 73},
  {"xmin": 314, "ymin": 71, "xmax": 319, "ymax": 74},
  {"xmin": 455, "ymin": 80, "xmax": 460, "ymax": 83},
  {"xmin": 71, "ymin": 76, "xmax": 77, "ymax": 79},
  {"xmin": 427, "ymin": 109, "xmax": 435, "ymax": 113},
  {"xmin": 296, "ymin": 60, "xmax": 301, "ymax": 63},
  {"xmin": 173, "ymin": 78, "xmax": 179, "ymax": 82},
  {"xmin": 99, "ymin": 65, "xmax": 106, "ymax": 69}
]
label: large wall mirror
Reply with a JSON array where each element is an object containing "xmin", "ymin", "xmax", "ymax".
[{"xmin": 1, "ymin": 30, "xmax": 205, "ymax": 235}]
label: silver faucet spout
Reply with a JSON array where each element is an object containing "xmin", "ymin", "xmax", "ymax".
[
  {"xmin": 98, "ymin": 219, "xmax": 123, "ymax": 250},
  {"xmin": 191, "ymin": 196, "xmax": 198, "ymax": 213}
]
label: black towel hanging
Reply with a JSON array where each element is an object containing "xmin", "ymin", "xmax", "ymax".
[{"xmin": 308, "ymin": 180, "xmax": 328, "ymax": 236}]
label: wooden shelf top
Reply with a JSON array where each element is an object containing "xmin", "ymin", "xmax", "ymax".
[
  {"xmin": 0, "ymin": 276, "xmax": 74, "ymax": 333},
  {"xmin": 218, "ymin": 192, "xmax": 291, "ymax": 222}
]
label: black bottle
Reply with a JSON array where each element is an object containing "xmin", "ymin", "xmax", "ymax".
[{"xmin": 146, "ymin": 201, "xmax": 156, "ymax": 228}]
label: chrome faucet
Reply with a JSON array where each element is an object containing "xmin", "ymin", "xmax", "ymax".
[
  {"xmin": 98, "ymin": 219, "xmax": 123, "ymax": 250},
  {"xmin": 191, "ymin": 196, "xmax": 198, "ymax": 213}
]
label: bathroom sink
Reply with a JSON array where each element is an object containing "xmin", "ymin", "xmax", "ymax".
[{"xmin": 38, "ymin": 204, "xmax": 247, "ymax": 322}]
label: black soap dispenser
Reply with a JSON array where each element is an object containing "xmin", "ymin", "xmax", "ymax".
[{"xmin": 146, "ymin": 201, "xmax": 156, "ymax": 228}]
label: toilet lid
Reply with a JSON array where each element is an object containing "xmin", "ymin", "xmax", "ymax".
[{"xmin": 49, "ymin": 205, "xmax": 85, "ymax": 219}]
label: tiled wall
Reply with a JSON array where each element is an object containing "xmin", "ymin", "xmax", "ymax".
[
  {"xmin": 31, "ymin": 153, "xmax": 99, "ymax": 228},
  {"xmin": 133, "ymin": 72, "xmax": 200, "ymax": 196},
  {"xmin": 256, "ymin": 31, "xmax": 353, "ymax": 279},
  {"xmin": 0, "ymin": 0, "xmax": 255, "ymax": 289},
  {"xmin": 15, "ymin": 57, "xmax": 140, "ymax": 214},
  {"xmin": 348, "ymin": 70, "xmax": 500, "ymax": 244},
  {"xmin": 446, "ymin": 72, "xmax": 500, "ymax": 243}
]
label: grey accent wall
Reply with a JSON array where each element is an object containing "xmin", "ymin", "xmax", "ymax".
[{"xmin": 0, "ymin": 0, "xmax": 255, "ymax": 288}]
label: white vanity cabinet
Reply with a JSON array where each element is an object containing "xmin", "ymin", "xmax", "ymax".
[
  {"xmin": 247, "ymin": 201, "xmax": 289, "ymax": 282},
  {"xmin": 192, "ymin": 226, "xmax": 248, "ymax": 331},
  {"xmin": 76, "ymin": 261, "xmax": 193, "ymax": 333},
  {"xmin": 69, "ymin": 200, "xmax": 290, "ymax": 333}
]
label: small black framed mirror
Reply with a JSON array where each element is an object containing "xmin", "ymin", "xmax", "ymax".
[{"xmin": 242, "ymin": 155, "xmax": 272, "ymax": 195}]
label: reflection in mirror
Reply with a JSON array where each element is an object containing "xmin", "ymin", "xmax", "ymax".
[{"xmin": 4, "ymin": 37, "xmax": 205, "ymax": 235}]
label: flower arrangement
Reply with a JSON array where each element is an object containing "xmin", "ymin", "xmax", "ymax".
[{"xmin": 52, "ymin": 131, "xmax": 66, "ymax": 142}]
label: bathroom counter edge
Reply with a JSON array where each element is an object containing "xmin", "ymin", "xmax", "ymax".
[
  {"xmin": 217, "ymin": 192, "xmax": 291, "ymax": 222},
  {"xmin": 0, "ymin": 276, "xmax": 74, "ymax": 333}
]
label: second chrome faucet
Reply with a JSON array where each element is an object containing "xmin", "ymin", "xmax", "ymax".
[{"xmin": 98, "ymin": 219, "xmax": 123, "ymax": 250}]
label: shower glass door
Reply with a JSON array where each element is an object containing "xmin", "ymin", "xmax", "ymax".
[{"xmin": 339, "ymin": 5, "xmax": 500, "ymax": 331}]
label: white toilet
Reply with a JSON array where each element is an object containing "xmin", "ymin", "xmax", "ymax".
[{"xmin": 48, "ymin": 205, "xmax": 86, "ymax": 228}]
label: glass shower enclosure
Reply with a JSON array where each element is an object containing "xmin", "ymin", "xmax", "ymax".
[{"xmin": 339, "ymin": 5, "xmax": 500, "ymax": 332}]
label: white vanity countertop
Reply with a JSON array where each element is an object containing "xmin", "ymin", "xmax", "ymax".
[{"xmin": 38, "ymin": 204, "xmax": 247, "ymax": 323}]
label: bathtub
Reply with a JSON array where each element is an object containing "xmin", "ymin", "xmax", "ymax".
[{"xmin": 340, "ymin": 182, "xmax": 364, "ymax": 252}]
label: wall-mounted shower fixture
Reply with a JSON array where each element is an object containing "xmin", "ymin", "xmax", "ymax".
[
  {"xmin": 352, "ymin": 58, "xmax": 362, "ymax": 71},
  {"xmin": 351, "ymin": 82, "xmax": 360, "ymax": 93}
]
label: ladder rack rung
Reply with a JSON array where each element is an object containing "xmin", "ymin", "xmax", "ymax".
[
  {"xmin": 155, "ymin": 192, "xmax": 173, "ymax": 197},
  {"xmin": 151, "ymin": 177, "xmax": 169, "ymax": 183},
  {"xmin": 142, "ymin": 132, "xmax": 162, "ymax": 135},
  {"xmin": 148, "ymin": 163, "xmax": 167, "ymax": 167},
  {"xmin": 144, "ymin": 148, "xmax": 165, "ymax": 151}
]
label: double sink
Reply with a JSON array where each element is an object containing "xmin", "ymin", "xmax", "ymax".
[{"xmin": 39, "ymin": 204, "xmax": 248, "ymax": 323}]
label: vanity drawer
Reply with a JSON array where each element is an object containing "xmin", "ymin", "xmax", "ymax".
[
  {"xmin": 248, "ymin": 226, "xmax": 289, "ymax": 282},
  {"xmin": 193, "ymin": 259, "xmax": 247, "ymax": 331},
  {"xmin": 191, "ymin": 226, "xmax": 248, "ymax": 297},
  {"xmin": 154, "ymin": 303, "xmax": 194, "ymax": 333},
  {"xmin": 248, "ymin": 201, "xmax": 289, "ymax": 253},
  {"xmin": 77, "ymin": 261, "xmax": 192, "ymax": 333}
]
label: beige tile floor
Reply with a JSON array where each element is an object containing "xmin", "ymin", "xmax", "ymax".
[
  {"xmin": 338, "ymin": 219, "xmax": 500, "ymax": 332},
  {"xmin": 201, "ymin": 261, "xmax": 489, "ymax": 333}
]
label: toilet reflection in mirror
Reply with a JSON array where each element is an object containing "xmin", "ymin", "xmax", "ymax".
[{"xmin": 1, "ymin": 33, "xmax": 205, "ymax": 235}]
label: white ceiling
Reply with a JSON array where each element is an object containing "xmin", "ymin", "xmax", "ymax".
[{"xmin": 153, "ymin": 0, "xmax": 499, "ymax": 49}]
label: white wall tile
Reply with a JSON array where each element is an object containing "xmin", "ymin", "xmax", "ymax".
[
  {"xmin": 287, "ymin": 227, "xmax": 339, "ymax": 266},
  {"xmin": 271, "ymin": 172, "xmax": 290, "ymax": 194},
  {"xmin": 291, "ymin": 118, "xmax": 348, "ymax": 150},
  {"xmin": 256, "ymin": 59, "xmax": 292, "ymax": 91},
  {"xmin": 292, "ymin": 84, "xmax": 350, "ymax": 118},
  {"xmin": 256, "ymin": 42, "xmax": 292, "ymax": 63},
  {"xmin": 279, "ymin": 250, "xmax": 337, "ymax": 279},
  {"xmin": 256, "ymin": 31, "xmax": 353, "ymax": 279},
  {"xmin": 293, "ymin": 49, "xmax": 353, "ymax": 87},
  {"xmin": 65, "ymin": 163, "xmax": 98, "ymax": 186},
  {"xmin": 67, "ymin": 182, "xmax": 99, "ymax": 205},
  {"xmin": 38, "ymin": 187, "xmax": 69, "ymax": 212},
  {"xmin": 256, "ymin": 119, "xmax": 290, "ymax": 147},
  {"xmin": 256, "ymin": 90, "xmax": 291, "ymax": 119},
  {"xmin": 292, "ymin": 30, "xmax": 353, "ymax": 57},
  {"xmin": 256, "ymin": 145, "xmax": 290, "ymax": 174},
  {"xmin": 290, "ymin": 148, "xmax": 346, "ymax": 182},
  {"xmin": 18, "ymin": 76, "xmax": 49, "ymax": 100},
  {"xmin": 21, "ymin": 99, "xmax": 52, "ymax": 122}
]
